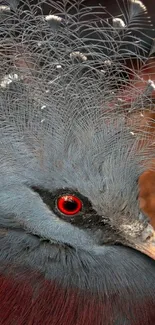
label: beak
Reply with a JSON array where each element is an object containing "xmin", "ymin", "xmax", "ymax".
[{"xmin": 130, "ymin": 224, "xmax": 155, "ymax": 260}]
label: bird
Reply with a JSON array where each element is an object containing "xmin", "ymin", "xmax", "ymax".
[{"xmin": 0, "ymin": 0, "xmax": 155, "ymax": 324}]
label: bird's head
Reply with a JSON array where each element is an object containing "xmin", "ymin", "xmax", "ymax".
[{"xmin": 0, "ymin": 0, "xmax": 155, "ymax": 299}]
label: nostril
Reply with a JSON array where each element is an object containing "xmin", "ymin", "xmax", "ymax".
[{"xmin": 141, "ymin": 224, "xmax": 155, "ymax": 242}]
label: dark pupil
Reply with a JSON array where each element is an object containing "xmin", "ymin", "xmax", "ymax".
[{"xmin": 63, "ymin": 200, "xmax": 77, "ymax": 212}]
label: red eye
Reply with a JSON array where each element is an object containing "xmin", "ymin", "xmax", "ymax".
[{"xmin": 57, "ymin": 195, "xmax": 82, "ymax": 215}]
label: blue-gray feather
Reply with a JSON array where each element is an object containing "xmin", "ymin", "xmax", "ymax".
[{"xmin": 0, "ymin": 3, "xmax": 155, "ymax": 324}]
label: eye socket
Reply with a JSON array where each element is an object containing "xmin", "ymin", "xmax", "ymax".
[{"xmin": 57, "ymin": 195, "xmax": 82, "ymax": 215}]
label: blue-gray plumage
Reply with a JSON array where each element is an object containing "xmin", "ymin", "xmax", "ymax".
[{"xmin": 0, "ymin": 1, "xmax": 155, "ymax": 324}]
